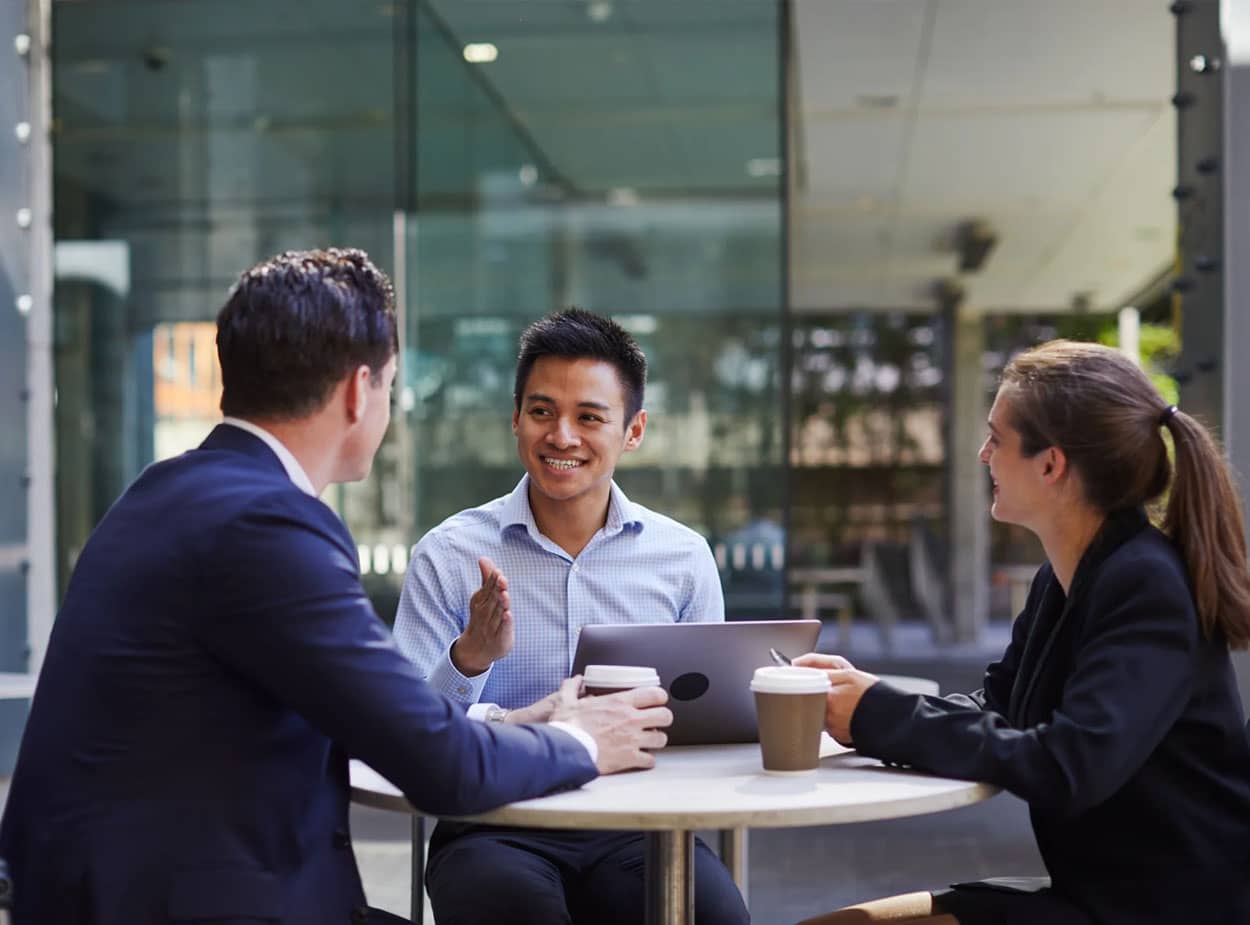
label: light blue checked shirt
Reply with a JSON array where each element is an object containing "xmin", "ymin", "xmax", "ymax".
[{"xmin": 393, "ymin": 476, "xmax": 725, "ymax": 709}]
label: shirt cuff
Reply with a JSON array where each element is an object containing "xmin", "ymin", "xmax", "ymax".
[
  {"xmin": 466, "ymin": 708, "xmax": 597, "ymax": 764},
  {"xmin": 426, "ymin": 641, "xmax": 493, "ymax": 704},
  {"xmin": 550, "ymin": 721, "xmax": 598, "ymax": 764}
]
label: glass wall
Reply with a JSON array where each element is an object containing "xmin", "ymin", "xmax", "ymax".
[
  {"xmin": 1, "ymin": 0, "xmax": 33, "ymax": 768},
  {"xmin": 49, "ymin": 0, "xmax": 785, "ymax": 621},
  {"xmin": 397, "ymin": 0, "xmax": 785, "ymax": 620}
]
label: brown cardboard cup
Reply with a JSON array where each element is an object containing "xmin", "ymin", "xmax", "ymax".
[{"xmin": 750, "ymin": 666, "xmax": 832, "ymax": 775}]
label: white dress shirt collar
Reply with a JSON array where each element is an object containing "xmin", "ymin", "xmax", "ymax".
[{"xmin": 220, "ymin": 417, "xmax": 317, "ymax": 497}]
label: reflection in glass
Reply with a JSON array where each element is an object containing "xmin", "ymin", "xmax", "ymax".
[
  {"xmin": 51, "ymin": 0, "xmax": 784, "ymax": 621},
  {"xmin": 51, "ymin": 0, "xmax": 397, "ymax": 591},
  {"xmin": 403, "ymin": 1, "xmax": 784, "ymax": 620}
]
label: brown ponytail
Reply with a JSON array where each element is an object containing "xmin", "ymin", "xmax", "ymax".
[
  {"xmin": 1162, "ymin": 411, "xmax": 1250, "ymax": 647},
  {"xmin": 1002, "ymin": 340, "xmax": 1250, "ymax": 648}
]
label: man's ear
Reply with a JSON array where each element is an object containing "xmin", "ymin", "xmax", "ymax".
[
  {"xmin": 624, "ymin": 409, "xmax": 647, "ymax": 451},
  {"xmin": 512, "ymin": 407, "xmax": 521, "ymax": 437},
  {"xmin": 344, "ymin": 364, "xmax": 372, "ymax": 424}
]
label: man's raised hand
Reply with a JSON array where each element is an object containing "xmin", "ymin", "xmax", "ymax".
[{"xmin": 449, "ymin": 557, "xmax": 515, "ymax": 676}]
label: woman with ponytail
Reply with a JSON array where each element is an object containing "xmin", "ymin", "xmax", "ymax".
[{"xmin": 796, "ymin": 340, "xmax": 1250, "ymax": 925}]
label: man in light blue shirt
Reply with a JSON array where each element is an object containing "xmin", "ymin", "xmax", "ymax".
[{"xmin": 394, "ymin": 309, "xmax": 749, "ymax": 925}]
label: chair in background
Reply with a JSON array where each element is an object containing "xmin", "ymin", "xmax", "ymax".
[{"xmin": 908, "ymin": 516, "xmax": 955, "ymax": 644}]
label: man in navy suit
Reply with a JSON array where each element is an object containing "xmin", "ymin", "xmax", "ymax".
[{"xmin": 0, "ymin": 248, "xmax": 671, "ymax": 924}]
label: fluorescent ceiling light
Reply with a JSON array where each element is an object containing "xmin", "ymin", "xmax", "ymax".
[
  {"xmin": 463, "ymin": 43, "xmax": 498, "ymax": 63},
  {"xmin": 746, "ymin": 157, "xmax": 781, "ymax": 178},
  {"xmin": 608, "ymin": 187, "xmax": 639, "ymax": 206},
  {"xmin": 612, "ymin": 314, "xmax": 658, "ymax": 334}
]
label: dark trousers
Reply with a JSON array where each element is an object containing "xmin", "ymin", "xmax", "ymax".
[{"xmin": 426, "ymin": 822, "xmax": 750, "ymax": 925}]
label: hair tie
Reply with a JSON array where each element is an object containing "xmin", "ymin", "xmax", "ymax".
[{"xmin": 1160, "ymin": 405, "xmax": 1179, "ymax": 426}]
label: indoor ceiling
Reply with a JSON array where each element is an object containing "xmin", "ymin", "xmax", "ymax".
[
  {"xmin": 792, "ymin": 0, "xmax": 1176, "ymax": 313},
  {"xmin": 50, "ymin": 0, "xmax": 1176, "ymax": 317}
]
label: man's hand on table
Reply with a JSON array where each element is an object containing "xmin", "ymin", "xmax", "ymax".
[
  {"xmin": 792, "ymin": 652, "xmax": 879, "ymax": 746},
  {"xmin": 502, "ymin": 678, "xmax": 574, "ymax": 726},
  {"xmin": 546, "ymin": 677, "xmax": 673, "ymax": 775},
  {"xmin": 450, "ymin": 557, "xmax": 514, "ymax": 676}
]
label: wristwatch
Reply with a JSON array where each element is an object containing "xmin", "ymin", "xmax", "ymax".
[{"xmin": 483, "ymin": 704, "xmax": 509, "ymax": 724}]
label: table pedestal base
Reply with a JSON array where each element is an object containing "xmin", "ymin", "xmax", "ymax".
[{"xmin": 645, "ymin": 829, "xmax": 694, "ymax": 925}]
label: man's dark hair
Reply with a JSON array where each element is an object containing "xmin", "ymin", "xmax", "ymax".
[
  {"xmin": 216, "ymin": 247, "xmax": 398, "ymax": 420},
  {"xmin": 514, "ymin": 308, "xmax": 647, "ymax": 422}
]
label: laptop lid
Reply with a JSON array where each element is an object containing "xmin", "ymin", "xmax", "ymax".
[{"xmin": 570, "ymin": 620, "xmax": 822, "ymax": 746}]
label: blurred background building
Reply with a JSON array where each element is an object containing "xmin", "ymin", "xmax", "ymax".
[{"xmin": 3, "ymin": 0, "xmax": 1250, "ymax": 776}]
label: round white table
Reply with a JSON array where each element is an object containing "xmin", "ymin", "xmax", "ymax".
[{"xmin": 350, "ymin": 741, "xmax": 998, "ymax": 925}]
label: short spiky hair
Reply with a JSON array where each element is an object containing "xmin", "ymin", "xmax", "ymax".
[
  {"xmin": 216, "ymin": 248, "xmax": 397, "ymax": 420},
  {"xmin": 514, "ymin": 308, "xmax": 647, "ymax": 422}
]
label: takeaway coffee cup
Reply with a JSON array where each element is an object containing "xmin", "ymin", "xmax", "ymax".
[
  {"xmin": 750, "ymin": 666, "xmax": 832, "ymax": 775},
  {"xmin": 582, "ymin": 665, "xmax": 661, "ymax": 697}
]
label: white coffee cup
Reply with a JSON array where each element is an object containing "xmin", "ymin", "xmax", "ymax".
[{"xmin": 582, "ymin": 664, "xmax": 661, "ymax": 696}]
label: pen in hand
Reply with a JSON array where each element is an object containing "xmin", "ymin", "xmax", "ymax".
[{"xmin": 768, "ymin": 647, "xmax": 792, "ymax": 667}]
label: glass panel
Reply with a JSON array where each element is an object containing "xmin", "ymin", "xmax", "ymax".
[
  {"xmin": 0, "ymin": 0, "xmax": 30, "ymax": 681},
  {"xmin": 51, "ymin": 0, "xmax": 397, "ymax": 592},
  {"xmin": 401, "ymin": 0, "xmax": 785, "ymax": 619},
  {"xmin": 152, "ymin": 321, "xmax": 221, "ymax": 461},
  {"xmin": 50, "ymin": 0, "xmax": 784, "ymax": 622}
]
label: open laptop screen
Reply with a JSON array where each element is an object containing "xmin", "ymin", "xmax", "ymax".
[{"xmin": 570, "ymin": 620, "xmax": 822, "ymax": 745}]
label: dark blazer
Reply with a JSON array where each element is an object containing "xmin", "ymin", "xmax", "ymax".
[
  {"xmin": 853, "ymin": 507, "xmax": 1250, "ymax": 924},
  {"xmin": 0, "ymin": 425, "xmax": 597, "ymax": 924}
]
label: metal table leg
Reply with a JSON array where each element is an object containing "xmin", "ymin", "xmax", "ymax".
[
  {"xmin": 645, "ymin": 829, "xmax": 694, "ymax": 925},
  {"xmin": 410, "ymin": 815, "xmax": 426, "ymax": 925},
  {"xmin": 719, "ymin": 826, "xmax": 749, "ymax": 906}
]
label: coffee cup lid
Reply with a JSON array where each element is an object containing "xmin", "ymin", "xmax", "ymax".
[
  {"xmin": 583, "ymin": 664, "xmax": 661, "ymax": 687},
  {"xmin": 750, "ymin": 666, "xmax": 831, "ymax": 694}
]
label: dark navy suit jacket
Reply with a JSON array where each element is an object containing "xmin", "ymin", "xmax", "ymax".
[
  {"xmin": 852, "ymin": 508, "xmax": 1250, "ymax": 924},
  {"xmin": 0, "ymin": 425, "xmax": 597, "ymax": 923}
]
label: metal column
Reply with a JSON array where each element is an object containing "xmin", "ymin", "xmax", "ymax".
[
  {"xmin": 942, "ymin": 300, "xmax": 989, "ymax": 642},
  {"xmin": 1219, "ymin": 0, "xmax": 1250, "ymax": 711},
  {"xmin": 1172, "ymin": 0, "xmax": 1225, "ymax": 427}
]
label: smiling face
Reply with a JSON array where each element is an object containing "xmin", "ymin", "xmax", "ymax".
[
  {"xmin": 978, "ymin": 387, "xmax": 1051, "ymax": 529},
  {"xmin": 512, "ymin": 355, "xmax": 645, "ymax": 515}
]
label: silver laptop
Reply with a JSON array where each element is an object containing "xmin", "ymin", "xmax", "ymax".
[{"xmin": 570, "ymin": 620, "xmax": 822, "ymax": 745}]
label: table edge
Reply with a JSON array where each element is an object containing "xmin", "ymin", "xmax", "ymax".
[{"xmin": 349, "ymin": 779, "xmax": 1001, "ymax": 830}]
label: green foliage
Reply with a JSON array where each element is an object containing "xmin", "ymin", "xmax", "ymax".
[{"xmin": 1096, "ymin": 320, "xmax": 1180, "ymax": 406}]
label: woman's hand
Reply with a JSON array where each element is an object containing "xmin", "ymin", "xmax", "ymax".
[
  {"xmin": 792, "ymin": 652, "xmax": 856, "ymax": 672},
  {"xmin": 792, "ymin": 653, "xmax": 878, "ymax": 745}
]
